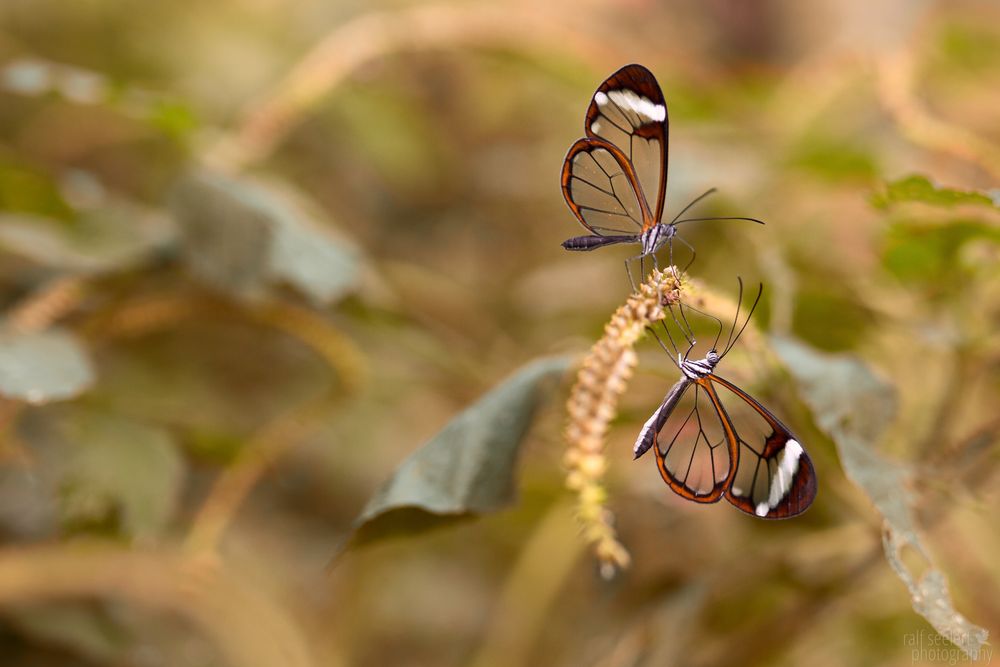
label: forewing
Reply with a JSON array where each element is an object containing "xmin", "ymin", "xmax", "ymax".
[
  {"xmin": 561, "ymin": 137, "xmax": 652, "ymax": 236},
  {"xmin": 648, "ymin": 378, "xmax": 737, "ymax": 503},
  {"xmin": 709, "ymin": 375, "xmax": 818, "ymax": 519},
  {"xmin": 585, "ymin": 64, "xmax": 669, "ymax": 225}
]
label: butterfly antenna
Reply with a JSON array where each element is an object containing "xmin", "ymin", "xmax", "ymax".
[
  {"xmin": 710, "ymin": 303, "xmax": 725, "ymax": 352},
  {"xmin": 668, "ymin": 187, "xmax": 717, "ymax": 225},
  {"xmin": 673, "ymin": 216, "xmax": 766, "ymax": 226},
  {"xmin": 724, "ymin": 277, "xmax": 744, "ymax": 354},
  {"xmin": 661, "ymin": 321, "xmax": 681, "ymax": 360},
  {"xmin": 723, "ymin": 280, "xmax": 764, "ymax": 358},
  {"xmin": 668, "ymin": 300, "xmax": 724, "ymax": 353},
  {"xmin": 675, "ymin": 235, "xmax": 697, "ymax": 274}
]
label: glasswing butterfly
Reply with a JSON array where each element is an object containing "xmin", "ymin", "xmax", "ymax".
[
  {"xmin": 633, "ymin": 281, "xmax": 817, "ymax": 518},
  {"xmin": 560, "ymin": 64, "xmax": 763, "ymax": 281}
]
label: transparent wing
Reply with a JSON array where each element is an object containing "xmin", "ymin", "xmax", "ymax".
[
  {"xmin": 561, "ymin": 137, "xmax": 652, "ymax": 236},
  {"xmin": 709, "ymin": 375, "xmax": 818, "ymax": 519},
  {"xmin": 642, "ymin": 377, "xmax": 737, "ymax": 503},
  {"xmin": 585, "ymin": 64, "xmax": 669, "ymax": 226}
]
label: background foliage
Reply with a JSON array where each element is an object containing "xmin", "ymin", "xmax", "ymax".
[{"xmin": 0, "ymin": 1, "xmax": 998, "ymax": 665}]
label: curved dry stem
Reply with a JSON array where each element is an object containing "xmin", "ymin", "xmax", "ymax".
[
  {"xmin": 90, "ymin": 293, "xmax": 364, "ymax": 556},
  {"xmin": 97, "ymin": 297, "xmax": 368, "ymax": 395},
  {"xmin": 186, "ymin": 303, "xmax": 365, "ymax": 556},
  {"xmin": 5, "ymin": 274, "xmax": 86, "ymax": 334},
  {"xmin": 94, "ymin": 293, "xmax": 205, "ymax": 340},
  {"xmin": 251, "ymin": 302, "xmax": 367, "ymax": 394},
  {"xmin": 185, "ymin": 392, "xmax": 337, "ymax": 556},
  {"xmin": 207, "ymin": 2, "xmax": 620, "ymax": 170},
  {"xmin": 0, "ymin": 398, "xmax": 31, "ymax": 468},
  {"xmin": 0, "ymin": 543, "xmax": 315, "ymax": 667},
  {"xmin": 563, "ymin": 268, "xmax": 685, "ymax": 577}
]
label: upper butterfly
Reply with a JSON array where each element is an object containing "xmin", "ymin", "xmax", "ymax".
[{"xmin": 560, "ymin": 64, "xmax": 762, "ymax": 273}]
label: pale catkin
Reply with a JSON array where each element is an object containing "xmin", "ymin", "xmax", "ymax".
[{"xmin": 563, "ymin": 268, "xmax": 685, "ymax": 577}]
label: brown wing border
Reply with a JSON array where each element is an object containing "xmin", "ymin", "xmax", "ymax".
[
  {"xmin": 561, "ymin": 136, "xmax": 654, "ymax": 235},
  {"xmin": 708, "ymin": 374, "xmax": 818, "ymax": 519},
  {"xmin": 652, "ymin": 377, "xmax": 739, "ymax": 503},
  {"xmin": 584, "ymin": 64, "xmax": 669, "ymax": 224}
]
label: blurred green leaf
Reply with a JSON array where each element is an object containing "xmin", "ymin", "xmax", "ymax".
[
  {"xmin": 343, "ymin": 356, "xmax": 570, "ymax": 550},
  {"xmin": 792, "ymin": 289, "xmax": 874, "ymax": 351},
  {"xmin": 871, "ymin": 175, "xmax": 998, "ymax": 210},
  {"xmin": 170, "ymin": 170, "xmax": 360, "ymax": 305},
  {"xmin": 771, "ymin": 335, "xmax": 897, "ymax": 476},
  {"xmin": 0, "ymin": 329, "xmax": 94, "ymax": 403},
  {"xmin": 881, "ymin": 219, "xmax": 1000, "ymax": 291},
  {"xmin": 0, "ymin": 205, "xmax": 174, "ymax": 273},
  {"xmin": 788, "ymin": 137, "xmax": 878, "ymax": 182},
  {"xmin": 58, "ymin": 413, "xmax": 184, "ymax": 540},
  {"xmin": 0, "ymin": 163, "xmax": 74, "ymax": 220},
  {"xmin": 169, "ymin": 172, "xmax": 271, "ymax": 298},
  {"xmin": 3, "ymin": 407, "xmax": 184, "ymax": 542},
  {"xmin": 772, "ymin": 337, "xmax": 988, "ymax": 660},
  {"xmin": 937, "ymin": 22, "xmax": 1000, "ymax": 73},
  {"xmin": 269, "ymin": 206, "xmax": 360, "ymax": 306},
  {"xmin": 145, "ymin": 99, "xmax": 199, "ymax": 142}
]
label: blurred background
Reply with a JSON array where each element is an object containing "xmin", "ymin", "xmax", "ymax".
[{"xmin": 0, "ymin": 0, "xmax": 998, "ymax": 665}]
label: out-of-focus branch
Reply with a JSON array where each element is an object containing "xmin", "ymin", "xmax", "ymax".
[
  {"xmin": 4, "ymin": 274, "xmax": 87, "ymax": 335},
  {"xmin": 185, "ymin": 392, "xmax": 337, "ymax": 557},
  {"xmin": 252, "ymin": 302, "xmax": 366, "ymax": 395},
  {"xmin": 0, "ymin": 543, "xmax": 316, "ymax": 667},
  {"xmin": 93, "ymin": 292, "xmax": 203, "ymax": 341},
  {"xmin": 0, "ymin": 274, "xmax": 89, "ymax": 462},
  {"xmin": 206, "ymin": 2, "xmax": 620, "ymax": 171},
  {"xmin": 877, "ymin": 49, "xmax": 1000, "ymax": 180},
  {"xmin": 186, "ymin": 302, "xmax": 365, "ymax": 556}
]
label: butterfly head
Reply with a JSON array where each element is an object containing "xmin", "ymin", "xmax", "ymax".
[{"xmin": 679, "ymin": 349, "xmax": 720, "ymax": 380}]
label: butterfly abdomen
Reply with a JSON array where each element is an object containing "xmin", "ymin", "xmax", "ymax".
[{"xmin": 562, "ymin": 235, "xmax": 635, "ymax": 251}]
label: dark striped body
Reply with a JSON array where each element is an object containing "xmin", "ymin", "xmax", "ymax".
[
  {"xmin": 633, "ymin": 350, "xmax": 720, "ymax": 459},
  {"xmin": 561, "ymin": 222, "xmax": 676, "ymax": 255},
  {"xmin": 679, "ymin": 349, "xmax": 719, "ymax": 380},
  {"xmin": 561, "ymin": 234, "xmax": 636, "ymax": 251}
]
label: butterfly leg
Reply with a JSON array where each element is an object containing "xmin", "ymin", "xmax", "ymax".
[
  {"xmin": 624, "ymin": 251, "xmax": 651, "ymax": 293},
  {"xmin": 624, "ymin": 257, "xmax": 638, "ymax": 292},
  {"xmin": 667, "ymin": 240, "xmax": 681, "ymax": 282},
  {"xmin": 649, "ymin": 323, "xmax": 685, "ymax": 374},
  {"xmin": 675, "ymin": 304, "xmax": 697, "ymax": 361},
  {"xmin": 667, "ymin": 301, "xmax": 696, "ymax": 350}
]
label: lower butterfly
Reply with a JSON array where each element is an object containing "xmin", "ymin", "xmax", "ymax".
[{"xmin": 633, "ymin": 282, "xmax": 817, "ymax": 518}]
